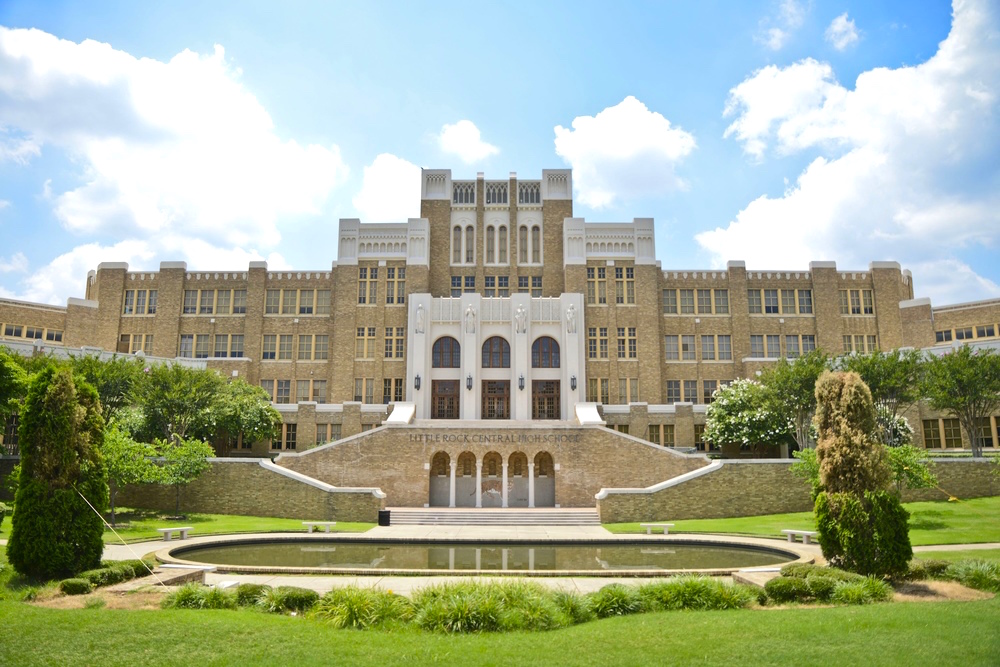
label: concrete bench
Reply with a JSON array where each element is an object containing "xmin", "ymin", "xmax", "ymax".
[
  {"xmin": 781, "ymin": 529, "xmax": 818, "ymax": 544},
  {"xmin": 156, "ymin": 527, "xmax": 193, "ymax": 541},
  {"xmin": 639, "ymin": 523, "xmax": 675, "ymax": 535},
  {"xmin": 303, "ymin": 521, "xmax": 337, "ymax": 533}
]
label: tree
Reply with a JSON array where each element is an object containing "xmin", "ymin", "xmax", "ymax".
[
  {"xmin": 0, "ymin": 346, "xmax": 28, "ymax": 422},
  {"xmin": 921, "ymin": 345, "xmax": 1000, "ymax": 458},
  {"xmin": 7, "ymin": 367, "xmax": 108, "ymax": 579},
  {"xmin": 704, "ymin": 379, "xmax": 791, "ymax": 457},
  {"xmin": 69, "ymin": 354, "xmax": 145, "ymax": 426},
  {"xmin": 216, "ymin": 379, "xmax": 282, "ymax": 454},
  {"xmin": 886, "ymin": 445, "xmax": 938, "ymax": 496},
  {"xmin": 133, "ymin": 362, "xmax": 227, "ymax": 441},
  {"xmin": 159, "ymin": 436, "xmax": 214, "ymax": 516},
  {"xmin": 813, "ymin": 371, "xmax": 911, "ymax": 577},
  {"xmin": 760, "ymin": 350, "xmax": 830, "ymax": 451},
  {"xmin": 840, "ymin": 349, "xmax": 924, "ymax": 446},
  {"xmin": 103, "ymin": 426, "xmax": 161, "ymax": 526}
]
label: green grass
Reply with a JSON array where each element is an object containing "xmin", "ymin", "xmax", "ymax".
[
  {"xmin": 606, "ymin": 496, "xmax": 1000, "ymax": 546},
  {"xmin": 914, "ymin": 549, "xmax": 1000, "ymax": 563},
  {"xmin": 0, "ymin": 597, "xmax": 996, "ymax": 666},
  {"xmin": 98, "ymin": 508, "xmax": 374, "ymax": 543}
]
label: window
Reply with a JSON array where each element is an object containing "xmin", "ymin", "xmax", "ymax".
[
  {"xmin": 277, "ymin": 335, "xmax": 293, "ymax": 360},
  {"xmin": 703, "ymin": 380, "xmax": 718, "ymax": 404},
  {"xmin": 316, "ymin": 424, "xmax": 329, "ymax": 445},
  {"xmin": 977, "ymin": 325, "xmax": 996, "ymax": 338},
  {"xmin": 519, "ymin": 226, "xmax": 528, "ymax": 263},
  {"xmin": 262, "ymin": 335, "xmax": 276, "ymax": 360},
  {"xmin": 465, "ymin": 226, "xmax": 475, "ymax": 263},
  {"xmin": 383, "ymin": 378, "xmax": 404, "ymax": 404},
  {"xmin": 482, "ymin": 337, "xmax": 511, "ymax": 368},
  {"xmin": 697, "ymin": 289, "xmax": 712, "ymax": 314},
  {"xmin": 486, "ymin": 226, "xmax": 495, "ymax": 263},
  {"xmin": 354, "ymin": 378, "xmax": 376, "ymax": 403},
  {"xmin": 465, "ymin": 276, "xmax": 475, "ymax": 293},
  {"xmin": 232, "ymin": 289, "xmax": 246, "ymax": 314},
  {"xmin": 282, "ymin": 423, "xmax": 296, "ymax": 450},
  {"xmin": 518, "ymin": 276, "xmax": 529, "ymax": 293},
  {"xmin": 750, "ymin": 335, "xmax": 765, "ymax": 358},
  {"xmin": 840, "ymin": 289, "xmax": 874, "ymax": 315},
  {"xmin": 587, "ymin": 378, "xmax": 610, "ymax": 404},
  {"xmin": 684, "ymin": 380, "xmax": 698, "ymax": 403},
  {"xmin": 452, "ymin": 226, "xmax": 462, "ymax": 264},
  {"xmin": 663, "ymin": 424, "xmax": 675, "ymax": 447},
  {"xmin": 680, "ymin": 289, "xmax": 695, "ymax": 314},
  {"xmin": 315, "ymin": 290, "xmax": 330, "ymax": 315},
  {"xmin": 214, "ymin": 334, "xmax": 229, "ymax": 358},
  {"xmin": 496, "ymin": 276, "xmax": 509, "ymax": 297},
  {"xmin": 798, "ymin": 290, "xmax": 813, "ymax": 314},
  {"xmin": 617, "ymin": 327, "xmax": 637, "ymax": 359},
  {"xmin": 922, "ymin": 420, "xmax": 942, "ymax": 448},
  {"xmin": 665, "ymin": 380, "xmax": 681, "ymax": 404},
  {"xmin": 802, "ymin": 335, "xmax": 816, "ymax": 353},
  {"xmin": 178, "ymin": 334, "xmax": 193, "ymax": 358},
  {"xmin": 955, "ymin": 327, "xmax": 974, "ymax": 341},
  {"xmin": 665, "ymin": 335, "xmax": 679, "ymax": 360},
  {"xmin": 484, "ymin": 276, "xmax": 496, "ymax": 297},
  {"xmin": 764, "ymin": 289, "xmax": 779, "ymax": 314},
  {"xmin": 216, "ymin": 289, "xmax": 231, "ymax": 314},
  {"xmin": 681, "ymin": 335, "xmax": 695, "ymax": 361},
  {"xmin": 230, "ymin": 334, "xmax": 244, "ymax": 358},
  {"xmin": 46, "ymin": 330, "xmax": 64, "ymax": 343},
  {"xmin": 25, "ymin": 327, "xmax": 42, "ymax": 339},
  {"xmin": 498, "ymin": 227, "xmax": 508, "ymax": 263},
  {"xmin": 714, "ymin": 289, "xmax": 729, "ymax": 314},
  {"xmin": 618, "ymin": 377, "xmax": 640, "ymax": 403},
  {"xmin": 701, "ymin": 335, "xmax": 716, "ymax": 361},
  {"xmin": 781, "ymin": 290, "xmax": 796, "ymax": 314},
  {"xmin": 942, "ymin": 418, "xmax": 963, "ymax": 448},
  {"xmin": 298, "ymin": 289, "xmax": 313, "ymax": 314},
  {"xmin": 298, "ymin": 335, "xmax": 312, "ymax": 360},
  {"xmin": 276, "ymin": 380, "xmax": 291, "ymax": 404},
  {"xmin": 386, "ymin": 267, "xmax": 406, "ymax": 304},
  {"xmin": 766, "ymin": 334, "xmax": 780, "ymax": 358},
  {"xmin": 615, "ymin": 267, "xmax": 635, "ymax": 304},
  {"xmin": 312, "ymin": 380, "xmax": 327, "ymax": 404},
  {"xmin": 587, "ymin": 267, "xmax": 607, "ymax": 304},
  {"xmin": 786, "ymin": 335, "xmax": 800, "ymax": 359},
  {"xmin": 695, "ymin": 424, "xmax": 708, "ymax": 451},
  {"xmin": 532, "ymin": 337, "xmax": 560, "ymax": 368},
  {"xmin": 358, "ymin": 267, "xmax": 378, "ymax": 304},
  {"xmin": 936, "ymin": 330, "xmax": 953, "ymax": 343},
  {"xmin": 123, "ymin": 290, "xmax": 135, "ymax": 315},
  {"xmin": 843, "ymin": 335, "xmax": 877, "ymax": 354},
  {"xmin": 183, "ymin": 290, "xmax": 197, "ymax": 314},
  {"xmin": 297, "ymin": 380, "xmax": 311, "ymax": 403},
  {"xmin": 260, "ymin": 380, "xmax": 274, "ymax": 401},
  {"xmin": 531, "ymin": 226, "xmax": 540, "ymax": 263},
  {"xmin": 265, "ymin": 289, "xmax": 281, "ymax": 314},
  {"xmin": 147, "ymin": 290, "xmax": 158, "ymax": 314},
  {"xmin": 451, "ymin": 276, "xmax": 462, "ymax": 298},
  {"xmin": 648, "ymin": 424, "xmax": 661, "ymax": 446},
  {"xmin": 975, "ymin": 417, "xmax": 995, "ymax": 448},
  {"xmin": 199, "ymin": 290, "xmax": 215, "ymax": 314},
  {"xmin": 663, "ymin": 289, "xmax": 677, "ymax": 314},
  {"xmin": 384, "ymin": 327, "xmax": 405, "ymax": 358},
  {"xmin": 718, "ymin": 335, "xmax": 732, "ymax": 360},
  {"xmin": 747, "ymin": 289, "xmax": 762, "ymax": 314},
  {"xmin": 531, "ymin": 276, "xmax": 542, "ymax": 297},
  {"xmin": 586, "ymin": 327, "xmax": 609, "ymax": 359},
  {"xmin": 355, "ymin": 327, "xmax": 376, "ymax": 358},
  {"xmin": 432, "ymin": 337, "xmax": 461, "ymax": 368}
]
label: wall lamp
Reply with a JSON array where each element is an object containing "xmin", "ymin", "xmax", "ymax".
[
  {"xmin": 570, "ymin": 375, "xmax": 577, "ymax": 391},
  {"xmin": 466, "ymin": 374, "xmax": 473, "ymax": 390},
  {"xmin": 518, "ymin": 374, "xmax": 525, "ymax": 391},
  {"xmin": 414, "ymin": 374, "xmax": 421, "ymax": 390}
]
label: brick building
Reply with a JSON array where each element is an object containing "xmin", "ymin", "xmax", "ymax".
[{"xmin": 2, "ymin": 168, "xmax": 1000, "ymax": 459}]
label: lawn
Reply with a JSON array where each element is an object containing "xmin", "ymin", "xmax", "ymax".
[
  {"xmin": 914, "ymin": 549, "xmax": 1000, "ymax": 563},
  {"xmin": 605, "ymin": 495, "xmax": 1000, "ymax": 546},
  {"xmin": 0, "ymin": 596, "xmax": 996, "ymax": 666}
]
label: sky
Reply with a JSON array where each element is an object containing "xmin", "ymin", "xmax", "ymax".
[{"xmin": 0, "ymin": 0, "xmax": 997, "ymax": 308}]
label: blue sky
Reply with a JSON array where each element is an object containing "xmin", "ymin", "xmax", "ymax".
[{"xmin": 0, "ymin": 0, "xmax": 996, "ymax": 307}]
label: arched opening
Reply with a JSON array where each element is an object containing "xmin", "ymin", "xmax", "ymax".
[
  {"xmin": 508, "ymin": 451, "xmax": 529, "ymax": 507},
  {"xmin": 534, "ymin": 451, "xmax": 555, "ymax": 507},
  {"xmin": 455, "ymin": 451, "xmax": 477, "ymax": 507},
  {"xmin": 482, "ymin": 337, "xmax": 511, "ymax": 368},
  {"xmin": 452, "ymin": 226, "xmax": 462, "ymax": 264},
  {"xmin": 465, "ymin": 226, "xmax": 474, "ymax": 264},
  {"xmin": 531, "ymin": 225, "xmax": 541, "ymax": 263},
  {"xmin": 432, "ymin": 337, "xmax": 461, "ymax": 368},
  {"xmin": 519, "ymin": 226, "xmax": 528, "ymax": 263},
  {"xmin": 531, "ymin": 337, "xmax": 560, "ymax": 368},
  {"xmin": 429, "ymin": 451, "xmax": 451, "ymax": 507},
  {"xmin": 498, "ymin": 226, "xmax": 508, "ymax": 263},
  {"xmin": 486, "ymin": 225, "xmax": 495, "ymax": 263},
  {"xmin": 481, "ymin": 451, "xmax": 503, "ymax": 508}
]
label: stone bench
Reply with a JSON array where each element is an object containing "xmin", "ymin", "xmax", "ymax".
[
  {"xmin": 156, "ymin": 527, "xmax": 193, "ymax": 541},
  {"xmin": 781, "ymin": 529, "xmax": 818, "ymax": 544},
  {"xmin": 303, "ymin": 521, "xmax": 337, "ymax": 533},
  {"xmin": 639, "ymin": 523, "xmax": 675, "ymax": 535}
]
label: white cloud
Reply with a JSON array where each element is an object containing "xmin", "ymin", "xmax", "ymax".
[
  {"xmin": 553, "ymin": 96, "xmax": 696, "ymax": 208},
  {"xmin": 826, "ymin": 13, "xmax": 860, "ymax": 51},
  {"xmin": 0, "ymin": 199, "xmax": 9, "ymax": 210},
  {"xmin": 352, "ymin": 153, "xmax": 421, "ymax": 223},
  {"xmin": 0, "ymin": 133, "xmax": 39, "ymax": 163},
  {"xmin": 703, "ymin": 0, "xmax": 1000, "ymax": 305},
  {"xmin": 0, "ymin": 27, "xmax": 349, "ymax": 249},
  {"xmin": 437, "ymin": 120, "xmax": 499, "ymax": 164},
  {"xmin": 0, "ymin": 251, "xmax": 27, "ymax": 273},
  {"xmin": 757, "ymin": 0, "xmax": 806, "ymax": 51}
]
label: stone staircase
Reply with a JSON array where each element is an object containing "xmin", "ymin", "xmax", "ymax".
[{"xmin": 385, "ymin": 507, "xmax": 601, "ymax": 526}]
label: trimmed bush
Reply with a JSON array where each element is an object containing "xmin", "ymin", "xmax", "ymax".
[
  {"xmin": 830, "ymin": 577, "xmax": 893, "ymax": 605},
  {"xmin": 805, "ymin": 576, "xmax": 838, "ymax": 602},
  {"xmin": 816, "ymin": 490, "xmax": 912, "ymax": 578},
  {"xmin": 588, "ymin": 584, "xmax": 645, "ymax": 618},
  {"xmin": 257, "ymin": 586, "xmax": 319, "ymax": 614},
  {"xmin": 235, "ymin": 583, "xmax": 271, "ymax": 607},
  {"xmin": 945, "ymin": 560, "xmax": 1000, "ymax": 593},
  {"xmin": 639, "ymin": 576, "xmax": 756, "ymax": 611},
  {"xmin": 311, "ymin": 587, "xmax": 413, "ymax": 630},
  {"xmin": 764, "ymin": 576, "xmax": 812, "ymax": 603},
  {"xmin": 59, "ymin": 578, "xmax": 93, "ymax": 596},
  {"xmin": 551, "ymin": 590, "xmax": 594, "ymax": 625},
  {"xmin": 907, "ymin": 559, "xmax": 952, "ymax": 581}
]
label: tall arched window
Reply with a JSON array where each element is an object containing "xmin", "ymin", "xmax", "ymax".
[
  {"xmin": 452, "ymin": 226, "xmax": 462, "ymax": 264},
  {"xmin": 531, "ymin": 225, "xmax": 541, "ymax": 263},
  {"xmin": 519, "ymin": 226, "xmax": 528, "ymax": 263},
  {"xmin": 531, "ymin": 336, "xmax": 560, "ymax": 368},
  {"xmin": 465, "ymin": 226, "xmax": 474, "ymax": 263},
  {"xmin": 486, "ymin": 226, "xmax": 495, "ymax": 263},
  {"xmin": 432, "ymin": 337, "xmax": 461, "ymax": 368},
  {"xmin": 498, "ymin": 226, "xmax": 508, "ymax": 263},
  {"xmin": 482, "ymin": 337, "xmax": 511, "ymax": 368}
]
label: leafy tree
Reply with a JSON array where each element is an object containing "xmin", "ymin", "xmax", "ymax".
[
  {"xmin": 133, "ymin": 362, "xmax": 227, "ymax": 441},
  {"xmin": 760, "ymin": 350, "xmax": 830, "ymax": 451},
  {"xmin": 7, "ymin": 367, "xmax": 108, "ymax": 579},
  {"xmin": 885, "ymin": 444, "xmax": 938, "ymax": 496},
  {"xmin": 69, "ymin": 354, "xmax": 145, "ymax": 426},
  {"xmin": 921, "ymin": 345, "xmax": 1000, "ymax": 458},
  {"xmin": 216, "ymin": 379, "xmax": 282, "ymax": 454},
  {"xmin": 813, "ymin": 371, "xmax": 911, "ymax": 577},
  {"xmin": 840, "ymin": 349, "xmax": 924, "ymax": 446},
  {"xmin": 159, "ymin": 436, "xmax": 214, "ymax": 516},
  {"xmin": 704, "ymin": 379, "xmax": 791, "ymax": 457},
  {"xmin": 0, "ymin": 347, "xmax": 28, "ymax": 422},
  {"xmin": 103, "ymin": 426, "xmax": 161, "ymax": 526}
]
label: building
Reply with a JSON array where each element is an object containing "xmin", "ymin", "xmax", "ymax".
[{"xmin": 2, "ymin": 168, "xmax": 1000, "ymax": 461}]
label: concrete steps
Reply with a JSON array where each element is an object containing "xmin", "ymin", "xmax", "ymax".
[{"xmin": 385, "ymin": 507, "xmax": 601, "ymax": 526}]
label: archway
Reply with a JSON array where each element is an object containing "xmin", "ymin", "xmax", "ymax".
[
  {"xmin": 428, "ymin": 451, "xmax": 450, "ymax": 507},
  {"xmin": 507, "ymin": 451, "xmax": 529, "ymax": 507},
  {"xmin": 534, "ymin": 451, "xmax": 555, "ymax": 507},
  {"xmin": 455, "ymin": 451, "xmax": 477, "ymax": 507},
  {"xmin": 481, "ymin": 451, "xmax": 503, "ymax": 508}
]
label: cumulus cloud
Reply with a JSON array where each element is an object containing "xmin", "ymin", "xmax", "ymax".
[
  {"xmin": 0, "ymin": 251, "xmax": 27, "ymax": 273},
  {"xmin": 437, "ymin": 120, "xmax": 499, "ymax": 163},
  {"xmin": 352, "ymin": 153, "xmax": 421, "ymax": 223},
  {"xmin": 702, "ymin": 0, "xmax": 1000, "ymax": 305},
  {"xmin": 826, "ymin": 13, "xmax": 860, "ymax": 51},
  {"xmin": 757, "ymin": 0, "xmax": 806, "ymax": 51},
  {"xmin": 554, "ymin": 96, "xmax": 696, "ymax": 208}
]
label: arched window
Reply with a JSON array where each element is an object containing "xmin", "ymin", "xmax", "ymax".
[
  {"xmin": 432, "ymin": 337, "xmax": 461, "ymax": 368},
  {"xmin": 465, "ymin": 226, "xmax": 474, "ymax": 264},
  {"xmin": 519, "ymin": 226, "xmax": 528, "ymax": 263},
  {"xmin": 531, "ymin": 336, "xmax": 560, "ymax": 368},
  {"xmin": 498, "ymin": 226, "xmax": 508, "ymax": 263},
  {"xmin": 482, "ymin": 336, "xmax": 511, "ymax": 368},
  {"xmin": 452, "ymin": 226, "xmax": 462, "ymax": 264},
  {"xmin": 486, "ymin": 226, "xmax": 495, "ymax": 263},
  {"xmin": 531, "ymin": 225, "xmax": 541, "ymax": 263}
]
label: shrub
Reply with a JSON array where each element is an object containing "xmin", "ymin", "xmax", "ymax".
[
  {"xmin": 59, "ymin": 578, "xmax": 93, "ymax": 596},
  {"xmin": 162, "ymin": 583, "xmax": 206, "ymax": 609},
  {"xmin": 764, "ymin": 576, "xmax": 812, "ymax": 603},
  {"xmin": 639, "ymin": 577, "xmax": 755, "ymax": 611},
  {"xmin": 945, "ymin": 560, "xmax": 1000, "ymax": 593},
  {"xmin": 830, "ymin": 577, "xmax": 893, "ymax": 605},
  {"xmin": 311, "ymin": 587, "xmax": 413, "ymax": 630},
  {"xmin": 551, "ymin": 590, "xmax": 594, "ymax": 625},
  {"xmin": 815, "ymin": 490, "xmax": 912, "ymax": 578},
  {"xmin": 805, "ymin": 576, "xmax": 837, "ymax": 602},
  {"xmin": 907, "ymin": 559, "xmax": 952, "ymax": 581},
  {"xmin": 199, "ymin": 587, "xmax": 237, "ymax": 610},
  {"xmin": 414, "ymin": 586, "xmax": 504, "ymax": 633},
  {"xmin": 588, "ymin": 584, "xmax": 644, "ymax": 618},
  {"xmin": 780, "ymin": 563, "xmax": 863, "ymax": 582},
  {"xmin": 235, "ymin": 583, "xmax": 271, "ymax": 607},
  {"xmin": 410, "ymin": 581, "xmax": 568, "ymax": 634},
  {"xmin": 257, "ymin": 586, "xmax": 319, "ymax": 614}
]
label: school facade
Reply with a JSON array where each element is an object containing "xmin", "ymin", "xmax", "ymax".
[{"xmin": 3, "ymin": 168, "xmax": 1000, "ymax": 462}]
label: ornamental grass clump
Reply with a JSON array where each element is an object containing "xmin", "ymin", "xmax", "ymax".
[
  {"xmin": 161, "ymin": 583, "xmax": 237, "ymax": 610},
  {"xmin": 550, "ymin": 590, "xmax": 594, "ymax": 625},
  {"xmin": 310, "ymin": 587, "xmax": 413, "ymax": 630},
  {"xmin": 257, "ymin": 586, "xmax": 318, "ymax": 614},
  {"xmin": 906, "ymin": 559, "xmax": 952, "ymax": 581},
  {"xmin": 639, "ymin": 576, "xmax": 756, "ymax": 611},
  {"xmin": 829, "ymin": 577, "xmax": 893, "ymax": 605},
  {"xmin": 235, "ymin": 583, "xmax": 271, "ymax": 607},
  {"xmin": 945, "ymin": 559, "xmax": 1000, "ymax": 593},
  {"xmin": 587, "ymin": 583, "xmax": 645, "ymax": 618},
  {"xmin": 411, "ymin": 581, "xmax": 567, "ymax": 633}
]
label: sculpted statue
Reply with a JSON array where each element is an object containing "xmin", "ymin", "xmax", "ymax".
[
  {"xmin": 514, "ymin": 305, "xmax": 527, "ymax": 334},
  {"xmin": 465, "ymin": 305, "xmax": 476, "ymax": 334},
  {"xmin": 415, "ymin": 303, "xmax": 425, "ymax": 334},
  {"xmin": 566, "ymin": 303, "xmax": 577, "ymax": 333}
]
